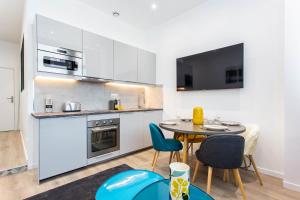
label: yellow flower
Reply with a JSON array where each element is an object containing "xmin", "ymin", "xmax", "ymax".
[
  {"xmin": 182, "ymin": 187, "xmax": 188, "ymax": 193},
  {"xmin": 182, "ymin": 180, "xmax": 188, "ymax": 187},
  {"xmin": 177, "ymin": 178, "xmax": 183, "ymax": 184},
  {"xmin": 171, "ymin": 191, "xmax": 177, "ymax": 197},
  {"xmin": 172, "ymin": 180, "xmax": 179, "ymax": 189}
]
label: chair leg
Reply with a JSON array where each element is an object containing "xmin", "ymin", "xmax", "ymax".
[
  {"xmin": 207, "ymin": 166, "xmax": 213, "ymax": 194},
  {"xmin": 191, "ymin": 143, "xmax": 194, "ymax": 156},
  {"xmin": 172, "ymin": 152, "xmax": 176, "ymax": 159},
  {"xmin": 244, "ymin": 156, "xmax": 249, "ymax": 170},
  {"xmin": 232, "ymin": 170, "xmax": 238, "ymax": 186},
  {"xmin": 169, "ymin": 151, "xmax": 174, "ymax": 164},
  {"xmin": 249, "ymin": 155, "xmax": 263, "ymax": 186},
  {"xmin": 223, "ymin": 169, "xmax": 229, "ymax": 182},
  {"xmin": 152, "ymin": 151, "xmax": 160, "ymax": 171},
  {"xmin": 175, "ymin": 151, "xmax": 181, "ymax": 162},
  {"xmin": 192, "ymin": 160, "xmax": 201, "ymax": 182},
  {"xmin": 151, "ymin": 151, "xmax": 157, "ymax": 166},
  {"xmin": 233, "ymin": 169, "xmax": 247, "ymax": 200}
]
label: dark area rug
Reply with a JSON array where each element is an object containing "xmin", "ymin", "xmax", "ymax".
[{"xmin": 25, "ymin": 164, "xmax": 133, "ymax": 200}]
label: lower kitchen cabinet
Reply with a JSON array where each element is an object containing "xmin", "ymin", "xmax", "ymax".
[
  {"xmin": 39, "ymin": 116, "xmax": 87, "ymax": 180},
  {"xmin": 120, "ymin": 111, "xmax": 162, "ymax": 155},
  {"xmin": 120, "ymin": 112, "xmax": 144, "ymax": 154},
  {"xmin": 142, "ymin": 111, "xmax": 163, "ymax": 147},
  {"xmin": 36, "ymin": 110, "xmax": 162, "ymax": 180}
]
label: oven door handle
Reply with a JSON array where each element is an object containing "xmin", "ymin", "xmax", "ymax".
[{"xmin": 91, "ymin": 125, "xmax": 118, "ymax": 132}]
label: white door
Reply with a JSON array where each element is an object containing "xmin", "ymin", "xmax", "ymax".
[{"xmin": 0, "ymin": 68, "xmax": 14, "ymax": 131}]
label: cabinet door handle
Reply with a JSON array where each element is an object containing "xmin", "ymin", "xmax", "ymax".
[{"xmin": 57, "ymin": 49, "xmax": 67, "ymax": 54}]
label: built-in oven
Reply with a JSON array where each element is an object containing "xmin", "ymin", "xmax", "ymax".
[
  {"xmin": 87, "ymin": 118, "xmax": 120, "ymax": 158},
  {"xmin": 37, "ymin": 44, "xmax": 82, "ymax": 76}
]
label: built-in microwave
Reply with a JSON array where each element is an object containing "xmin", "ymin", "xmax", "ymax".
[{"xmin": 37, "ymin": 44, "xmax": 82, "ymax": 76}]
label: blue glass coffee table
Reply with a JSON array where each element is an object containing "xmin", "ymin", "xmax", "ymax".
[{"xmin": 133, "ymin": 179, "xmax": 214, "ymax": 200}]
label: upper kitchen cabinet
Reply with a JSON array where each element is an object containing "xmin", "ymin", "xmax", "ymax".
[
  {"xmin": 36, "ymin": 15, "xmax": 82, "ymax": 51},
  {"xmin": 138, "ymin": 49, "xmax": 156, "ymax": 84},
  {"xmin": 83, "ymin": 31, "xmax": 113, "ymax": 79},
  {"xmin": 114, "ymin": 41, "xmax": 138, "ymax": 82}
]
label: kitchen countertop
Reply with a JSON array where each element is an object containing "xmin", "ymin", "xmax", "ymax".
[{"xmin": 31, "ymin": 108, "xmax": 163, "ymax": 119}]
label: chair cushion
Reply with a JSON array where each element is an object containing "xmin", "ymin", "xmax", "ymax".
[
  {"xmin": 96, "ymin": 170, "xmax": 164, "ymax": 200},
  {"xmin": 161, "ymin": 139, "xmax": 183, "ymax": 151}
]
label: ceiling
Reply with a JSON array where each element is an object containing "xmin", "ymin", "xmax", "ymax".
[
  {"xmin": 0, "ymin": 0, "xmax": 24, "ymax": 43},
  {"xmin": 79, "ymin": 0, "xmax": 206, "ymax": 29},
  {"xmin": 0, "ymin": 0, "xmax": 206, "ymax": 42}
]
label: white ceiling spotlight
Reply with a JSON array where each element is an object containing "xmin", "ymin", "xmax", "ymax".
[
  {"xmin": 151, "ymin": 3, "xmax": 157, "ymax": 10},
  {"xmin": 78, "ymin": 0, "xmax": 206, "ymax": 29},
  {"xmin": 112, "ymin": 11, "xmax": 120, "ymax": 17}
]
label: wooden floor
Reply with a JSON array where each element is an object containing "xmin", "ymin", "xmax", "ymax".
[
  {"xmin": 0, "ymin": 149, "xmax": 299, "ymax": 200},
  {"xmin": 0, "ymin": 131, "xmax": 27, "ymax": 171}
]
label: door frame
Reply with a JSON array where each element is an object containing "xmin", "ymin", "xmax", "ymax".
[{"xmin": 0, "ymin": 66, "xmax": 17, "ymax": 131}]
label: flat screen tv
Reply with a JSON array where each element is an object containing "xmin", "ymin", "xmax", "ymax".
[{"xmin": 176, "ymin": 43, "xmax": 244, "ymax": 91}]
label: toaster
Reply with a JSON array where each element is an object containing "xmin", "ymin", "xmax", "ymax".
[{"xmin": 63, "ymin": 101, "xmax": 81, "ymax": 112}]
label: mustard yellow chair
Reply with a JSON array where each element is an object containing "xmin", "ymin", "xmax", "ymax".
[{"xmin": 175, "ymin": 133, "xmax": 207, "ymax": 156}]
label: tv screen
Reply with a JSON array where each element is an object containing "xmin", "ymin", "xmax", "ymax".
[{"xmin": 176, "ymin": 43, "xmax": 244, "ymax": 91}]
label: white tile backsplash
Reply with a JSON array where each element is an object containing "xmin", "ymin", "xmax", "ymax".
[{"xmin": 34, "ymin": 79, "xmax": 162, "ymax": 113}]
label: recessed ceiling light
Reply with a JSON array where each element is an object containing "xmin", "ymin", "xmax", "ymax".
[
  {"xmin": 151, "ymin": 3, "xmax": 157, "ymax": 10},
  {"xmin": 112, "ymin": 11, "xmax": 120, "ymax": 17}
]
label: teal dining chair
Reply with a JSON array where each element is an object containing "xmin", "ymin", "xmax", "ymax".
[{"xmin": 149, "ymin": 123, "xmax": 183, "ymax": 171}]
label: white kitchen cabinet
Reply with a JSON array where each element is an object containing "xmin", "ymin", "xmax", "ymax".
[
  {"xmin": 142, "ymin": 111, "xmax": 163, "ymax": 147},
  {"xmin": 120, "ymin": 112, "xmax": 144, "ymax": 154},
  {"xmin": 138, "ymin": 49, "xmax": 156, "ymax": 84},
  {"xmin": 120, "ymin": 111, "xmax": 162, "ymax": 155},
  {"xmin": 39, "ymin": 116, "xmax": 87, "ymax": 180},
  {"xmin": 83, "ymin": 31, "xmax": 114, "ymax": 79},
  {"xmin": 36, "ymin": 15, "xmax": 82, "ymax": 51},
  {"xmin": 114, "ymin": 41, "xmax": 138, "ymax": 82}
]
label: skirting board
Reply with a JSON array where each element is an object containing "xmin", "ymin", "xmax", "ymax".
[
  {"xmin": 28, "ymin": 162, "xmax": 38, "ymax": 170},
  {"xmin": 283, "ymin": 181, "xmax": 300, "ymax": 192},
  {"xmin": 20, "ymin": 130, "xmax": 28, "ymax": 162},
  {"xmin": 257, "ymin": 166, "xmax": 283, "ymax": 179}
]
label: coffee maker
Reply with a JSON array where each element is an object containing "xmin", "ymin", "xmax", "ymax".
[{"xmin": 109, "ymin": 94, "xmax": 121, "ymax": 110}]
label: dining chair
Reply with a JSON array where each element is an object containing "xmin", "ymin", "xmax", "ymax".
[
  {"xmin": 192, "ymin": 134, "xmax": 246, "ymax": 200},
  {"xmin": 149, "ymin": 123, "xmax": 183, "ymax": 171},
  {"xmin": 176, "ymin": 133, "xmax": 207, "ymax": 156},
  {"xmin": 240, "ymin": 124, "xmax": 263, "ymax": 186}
]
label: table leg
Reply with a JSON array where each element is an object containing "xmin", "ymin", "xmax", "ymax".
[{"xmin": 182, "ymin": 134, "xmax": 189, "ymax": 163}]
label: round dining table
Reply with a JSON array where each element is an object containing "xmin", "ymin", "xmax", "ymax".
[{"xmin": 159, "ymin": 120, "xmax": 246, "ymax": 164}]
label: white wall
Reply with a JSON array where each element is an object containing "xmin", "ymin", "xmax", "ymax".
[
  {"xmin": 20, "ymin": 0, "xmax": 37, "ymax": 167},
  {"xmin": 20, "ymin": 0, "xmax": 153, "ymax": 168},
  {"xmin": 150, "ymin": 0, "xmax": 285, "ymax": 177},
  {"xmin": 20, "ymin": 0, "xmax": 292, "ymax": 186},
  {"xmin": 284, "ymin": 0, "xmax": 300, "ymax": 192},
  {"xmin": 0, "ymin": 40, "xmax": 20, "ymax": 129}
]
